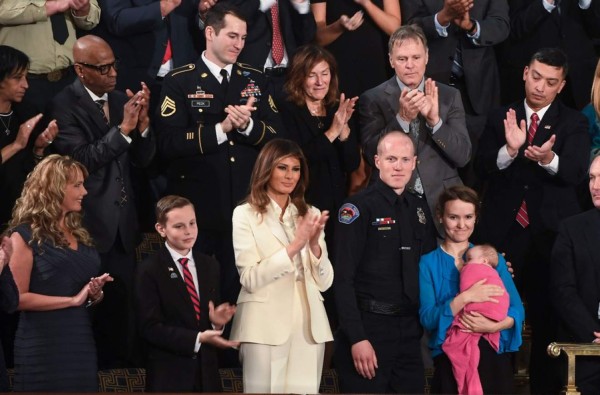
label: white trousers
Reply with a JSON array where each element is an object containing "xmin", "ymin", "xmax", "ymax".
[{"xmin": 240, "ymin": 281, "xmax": 325, "ymax": 393}]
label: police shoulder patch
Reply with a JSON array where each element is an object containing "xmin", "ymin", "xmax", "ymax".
[{"xmin": 339, "ymin": 203, "xmax": 360, "ymax": 224}]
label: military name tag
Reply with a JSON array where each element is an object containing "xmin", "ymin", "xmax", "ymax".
[{"xmin": 191, "ymin": 100, "xmax": 210, "ymax": 108}]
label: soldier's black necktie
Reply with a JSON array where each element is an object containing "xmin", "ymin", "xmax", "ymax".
[
  {"xmin": 220, "ymin": 69, "xmax": 229, "ymax": 95},
  {"xmin": 50, "ymin": 14, "xmax": 69, "ymax": 45}
]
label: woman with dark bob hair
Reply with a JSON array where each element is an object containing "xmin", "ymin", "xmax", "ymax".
[
  {"xmin": 230, "ymin": 139, "xmax": 334, "ymax": 393},
  {"xmin": 9, "ymin": 155, "xmax": 112, "ymax": 392},
  {"xmin": 0, "ymin": 45, "xmax": 58, "ymax": 229},
  {"xmin": 280, "ymin": 44, "xmax": 360, "ymax": 254},
  {"xmin": 419, "ymin": 185, "xmax": 524, "ymax": 393}
]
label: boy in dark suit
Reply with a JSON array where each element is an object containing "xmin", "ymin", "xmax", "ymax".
[{"xmin": 135, "ymin": 195, "xmax": 238, "ymax": 392}]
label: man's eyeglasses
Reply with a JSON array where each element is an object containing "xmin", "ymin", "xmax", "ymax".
[{"xmin": 77, "ymin": 60, "xmax": 119, "ymax": 75}]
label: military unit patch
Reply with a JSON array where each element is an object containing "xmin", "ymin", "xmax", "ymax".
[
  {"xmin": 161, "ymin": 96, "xmax": 176, "ymax": 117},
  {"xmin": 339, "ymin": 203, "xmax": 360, "ymax": 224}
]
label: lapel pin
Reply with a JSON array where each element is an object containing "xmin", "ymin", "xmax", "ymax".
[
  {"xmin": 170, "ymin": 273, "xmax": 178, "ymax": 279},
  {"xmin": 200, "ymin": 73, "xmax": 208, "ymax": 78},
  {"xmin": 168, "ymin": 267, "xmax": 174, "ymax": 272},
  {"xmin": 544, "ymin": 125, "xmax": 551, "ymax": 129}
]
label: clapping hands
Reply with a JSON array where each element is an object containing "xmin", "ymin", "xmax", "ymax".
[
  {"xmin": 122, "ymin": 82, "xmax": 151, "ymax": 134},
  {"xmin": 287, "ymin": 210, "xmax": 329, "ymax": 259},
  {"xmin": 326, "ymin": 93, "xmax": 358, "ymax": 142}
]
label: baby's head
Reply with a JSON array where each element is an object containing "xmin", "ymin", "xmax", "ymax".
[{"xmin": 465, "ymin": 244, "xmax": 499, "ymax": 268}]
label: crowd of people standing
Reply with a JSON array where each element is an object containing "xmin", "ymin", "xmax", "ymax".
[{"xmin": 1, "ymin": 0, "xmax": 600, "ymax": 394}]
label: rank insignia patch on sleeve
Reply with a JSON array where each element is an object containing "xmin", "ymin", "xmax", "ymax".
[
  {"xmin": 339, "ymin": 203, "xmax": 360, "ymax": 224},
  {"xmin": 161, "ymin": 96, "xmax": 176, "ymax": 117}
]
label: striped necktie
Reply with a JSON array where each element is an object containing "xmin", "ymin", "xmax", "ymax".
[
  {"xmin": 515, "ymin": 113, "xmax": 540, "ymax": 228},
  {"xmin": 178, "ymin": 257, "xmax": 201, "ymax": 322}
]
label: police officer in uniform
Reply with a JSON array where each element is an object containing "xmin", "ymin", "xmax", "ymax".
[
  {"xmin": 157, "ymin": 2, "xmax": 284, "ymax": 306},
  {"xmin": 333, "ymin": 130, "xmax": 437, "ymax": 393}
]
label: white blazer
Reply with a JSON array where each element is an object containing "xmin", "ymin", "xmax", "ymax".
[{"xmin": 229, "ymin": 201, "xmax": 334, "ymax": 345}]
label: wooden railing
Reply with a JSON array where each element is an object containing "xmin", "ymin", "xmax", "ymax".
[{"xmin": 547, "ymin": 342, "xmax": 600, "ymax": 395}]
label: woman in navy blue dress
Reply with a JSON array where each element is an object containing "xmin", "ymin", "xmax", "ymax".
[{"xmin": 9, "ymin": 155, "xmax": 112, "ymax": 392}]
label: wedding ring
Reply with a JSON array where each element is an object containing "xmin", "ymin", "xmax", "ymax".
[{"xmin": 46, "ymin": 139, "xmax": 53, "ymax": 144}]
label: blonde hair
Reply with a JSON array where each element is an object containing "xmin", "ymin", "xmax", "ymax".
[{"xmin": 9, "ymin": 155, "xmax": 93, "ymax": 248}]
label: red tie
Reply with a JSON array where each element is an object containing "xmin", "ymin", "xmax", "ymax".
[
  {"xmin": 162, "ymin": 39, "xmax": 172, "ymax": 65},
  {"xmin": 178, "ymin": 257, "xmax": 201, "ymax": 322},
  {"xmin": 515, "ymin": 113, "xmax": 539, "ymax": 228},
  {"xmin": 271, "ymin": 1, "xmax": 284, "ymax": 65}
]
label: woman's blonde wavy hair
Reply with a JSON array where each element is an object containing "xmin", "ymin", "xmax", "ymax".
[{"xmin": 9, "ymin": 154, "xmax": 94, "ymax": 248}]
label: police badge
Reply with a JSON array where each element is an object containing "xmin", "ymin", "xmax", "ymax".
[{"xmin": 417, "ymin": 207, "xmax": 426, "ymax": 224}]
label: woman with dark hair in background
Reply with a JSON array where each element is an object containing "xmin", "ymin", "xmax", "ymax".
[
  {"xmin": 0, "ymin": 45, "xmax": 58, "ymax": 229},
  {"xmin": 9, "ymin": 155, "xmax": 112, "ymax": 392},
  {"xmin": 230, "ymin": 139, "xmax": 334, "ymax": 393},
  {"xmin": 281, "ymin": 44, "xmax": 360, "ymax": 255}
]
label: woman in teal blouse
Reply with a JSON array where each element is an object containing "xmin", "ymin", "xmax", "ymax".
[{"xmin": 419, "ymin": 185, "xmax": 524, "ymax": 393}]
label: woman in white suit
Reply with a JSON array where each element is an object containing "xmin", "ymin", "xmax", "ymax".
[{"xmin": 230, "ymin": 138, "xmax": 334, "ymax": 394}]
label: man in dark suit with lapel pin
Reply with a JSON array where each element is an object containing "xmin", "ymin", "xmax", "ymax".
[
  {"xmin": 50, "ymin": 34, "xmax": 156, "ymax": 368},
  {"xmin": 475, "ymin": 47, "xmax": 590, "ymax": 394},
  {"xmin": 157, "ymin": 2, "xmax": 284, "ymax": 306},
  {"xmin": 136, "ymin": 195, "xmax": 237, "ymax": 392},
  {"xmin": 360, "ymin": 24, "xmax": 471, "ymax": 237},
  {"xmin": 551, "ymin": 154, "xmax": 600, "ymax": 394}
]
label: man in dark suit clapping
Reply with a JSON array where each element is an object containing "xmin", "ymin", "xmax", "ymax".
[
  {"xmin": 50, "ymin": 35, "xmax": 156, "ymax": 368},
  {"xmin": 475, "ymin": 47, "xmax": 590, "ymax": 393}
]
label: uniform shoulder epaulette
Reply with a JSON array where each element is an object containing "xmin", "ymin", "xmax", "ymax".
[
  {"xmin": 170, "ymin": 63, "xmax": 196, "ymax": 77},
  {"xmin": 236, "ymin": 62, "xmax": 263, "ymax": 74}
]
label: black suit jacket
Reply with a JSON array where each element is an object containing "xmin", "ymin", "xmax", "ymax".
[
  {"xmin": 222, "ymin": 0, "xmax": 316, "ymax": 68},
  {"xmin": 135, "ymin": 247, "xmax": 220, "ymax": 392},
  {"xmin": 475, "ymin": 100, "xmax": 590, "ymax": 242},
  {"xmin": 403, "ymin": 0, "xmax": 510, "ymax": 116},
  {"xmin": 497, "ymin": 0, "xmax": 600, "ymax": 108},
  {"xmin": 157, "ymin": 59, "xmax": 284, "ymax": 232},
  {"xmin": 550, "ymin": 209, "xmax": 600, "ymax": 393},
  {"xmin": 551, "ymin": 209, "xmax": 600, "ymax": 343},
  {"xmin": 50, "ymin": 79, "xmax": 156, "ymax": 253},
  {"xmin": 94, "ymin": 0, "xmax": 203, "ymax": 92}
]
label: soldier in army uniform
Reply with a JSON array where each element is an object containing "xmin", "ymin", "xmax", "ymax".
[
  {"xmin": 333, "ymin": 131, "xmax": 437, "ymax": 393},
  {"xmin": 157, "ymin": 3, "xmax": 285, "ymax": 305}
]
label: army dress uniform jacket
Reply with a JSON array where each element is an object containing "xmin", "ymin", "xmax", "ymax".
[
  {"xmin": 334, "ymin": 180, "xmax": 437, "ymax": 345},
  {"xmin": 157, "ymin": 59, "xmax": 284, "ymax": 232}
]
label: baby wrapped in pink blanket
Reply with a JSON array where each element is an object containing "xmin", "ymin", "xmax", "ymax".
[{"xmin": 442, "ymin": 245, "xmax": 510, "ymax": 395}]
